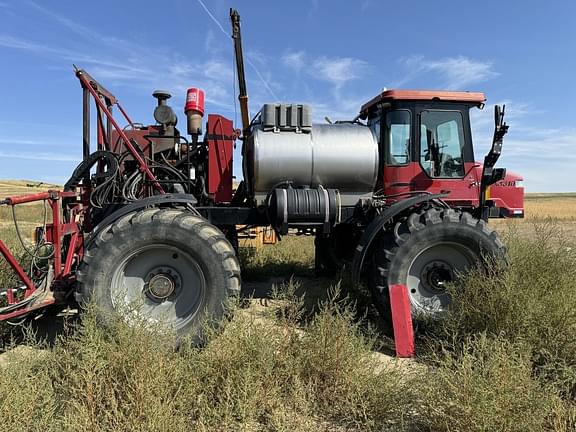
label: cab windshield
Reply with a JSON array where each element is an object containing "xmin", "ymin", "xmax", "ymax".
[{"xmin": 420, "ymin": 110, "xmax": 466, "ymax": 178}]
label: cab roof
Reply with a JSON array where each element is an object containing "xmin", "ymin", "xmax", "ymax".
[{"xmin": 360, "ymin": 89, "xmax": 486, "ymax": 114}]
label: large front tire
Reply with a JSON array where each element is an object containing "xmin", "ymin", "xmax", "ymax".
[
  {"xmin": 370, "ymin": 208, "xmax": 505, "ymax": 320},
  {"xmin": 76, "ymin": 208, "xmax": 241, "ymax": 344}
]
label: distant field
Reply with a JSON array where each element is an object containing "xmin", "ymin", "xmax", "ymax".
[
  {"xmin": 0, "ymin": 180, "xmax": 59, "ymax": 196},
  {"xmin": 524, "ymin": 193, "xmax": 576, "ymax": 221},
  {"xmin": 0, "ymin": 180, "xmax": 59, "ymax": 225}
]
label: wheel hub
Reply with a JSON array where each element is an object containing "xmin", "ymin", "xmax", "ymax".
[
  {"xmin": 148, "ymin": 274, "xmax": 175, "ymax": 299},
  {"xmin": 421, "ymin": 261, "xmax": 454, "ymax": 293},
  {"xmin": 144, "ymin": 266, "xmax": 181, "ymax": 301},
  {"xmin": 406, "ymin": 242, "xmax": 476, "ymax": 315}
]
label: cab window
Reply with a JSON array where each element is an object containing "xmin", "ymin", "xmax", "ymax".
[
  {"xmin": 420, "ymin": 110, "xmax": 465, "ymax": 178},
  {"xmin": 385, "ymin": 110, "xmax": 410, "ymax": 165},
  {"xmin": 368, "ymin": 115, "xmax": 381, "ymax": 145}
]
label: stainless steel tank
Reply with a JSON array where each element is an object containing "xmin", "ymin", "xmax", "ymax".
[{"xmin": 244, "ymin": 117, "xmax": 379, "ymax": 206}]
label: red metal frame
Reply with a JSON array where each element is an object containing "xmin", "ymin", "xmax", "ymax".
[
  {"xmin": 0, "ymin": 240, "xmax": 36, "ymax": 295},
  {"xmin": 0, "ymin": 190, "xmax": 82, "ymax": 321},
  {"xmin": 0, "ymin": 68, "xmax": 167, "ymax": 321},
  {"xmin": 75, "ymin": 68, "xmax": 164, "ymax": 194}
]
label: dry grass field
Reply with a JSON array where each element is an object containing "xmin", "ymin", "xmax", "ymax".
[
  {"xmin": 0, "ymin": 181, "xmax": 576, "ymax": 430},
  {"xmin": 525, "ymin": 193, "xmax": 576, "ymax": 220},
  {"xmin": 0, "ymin": 179, "xmax": 59, "ymax": 195},
  {"xmin": 491, "ymin": 193, "xmax": 576, "ymax": 245},
  {"xmin": 0, "ymin": 180, "xmax": 58, "ymax": 225}
]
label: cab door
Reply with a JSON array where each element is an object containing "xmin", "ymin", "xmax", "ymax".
[
  {"xmin": 412, "ymin": 107, "xmax": 480, "ymax": 206},
  {"xmin": 381, "ymin": 109, "xmax": 418, "ymax": 198}
]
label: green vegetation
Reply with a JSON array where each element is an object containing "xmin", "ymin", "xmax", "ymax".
[
  {"xmin": 0, "ymin": 294, "xmax": 419, "ymax": 431},
  {"xmin": 424, "ymin": 222, "xmax": 576, "ymax": 400},
  {"xmin": 0, "ymin": 225, "xmax": 22, "ymax": 292},
  {"xmin": 1, "ymin": 193, "xmax": 576, "ymax": 430},
  {"xmin": 239, "ymin": 236, "xmax": 316, "ymax": 280},
  {"xmin": 0, "ymin": 202, "xmax": 48, "ymax": 224}
]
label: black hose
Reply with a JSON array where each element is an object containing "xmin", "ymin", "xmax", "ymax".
[
  {"xmin": 64, "ymin": 150, "xmax": 119, "ymax": 192},
  {"xmin": 11, "ymin": 204, "xmax": 54, "ymax": 261}
]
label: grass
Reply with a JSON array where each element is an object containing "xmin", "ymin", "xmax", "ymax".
[
  {"xmin": 0, "ymin": 225, "xmax": 23, "ymax": 290},
  {"xmin": 239, "ymin": 236, "xmax": 316, "ymax": 280},
  {"xmin": 1, "ymin": 189, "xmax": 576, "ymax": 430},
  {"xmin": 0, "ymin": 202, "xmax": 49, "ymax": 224},
  {"xmin": 0, "ymin": 294, "xmax": 420, "ymax": 431},
  {"xmin": 415, "ymin": 334, "xmax": 572, "ymax": 431},
  {"xmin": 0, "ymin": 179, "xmax": 56, "ymax": 223},
  {"xmin": 424, "ymin": 222, "xmax": 576, "ymax": 399},
  {"xmin": 411, "ymin": 221, "xmax": 576, "ymax": 430},
  {"xmin": 2, "ymin": 242, "xmax": 575, "ymax": 431},
  {"xmin": 524, "ymin": 195, "xmax": 576, "ymax": 221}
]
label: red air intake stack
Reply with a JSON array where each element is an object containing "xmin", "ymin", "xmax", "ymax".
[{"xmin": 185, "ymin": 88, "xmax": 205, "ymax": 135}]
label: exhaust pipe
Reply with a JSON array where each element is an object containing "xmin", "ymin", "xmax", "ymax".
[{"xmin": 230, "ymin": 8, "xmax": 250, "ymax": 136}]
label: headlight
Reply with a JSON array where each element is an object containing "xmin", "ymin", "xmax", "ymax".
[{"xmin": 515, "ymin": 180, "xmax": 524, "ymax": 188}]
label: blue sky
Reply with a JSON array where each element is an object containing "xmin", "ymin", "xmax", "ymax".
[{"xmin": 0, "ymin": 0, "xmax": 574, "ymax": 192}]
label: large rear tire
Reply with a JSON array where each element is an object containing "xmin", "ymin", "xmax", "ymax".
[
  {"xmin": 76, "ymin": 208, "xmax": 241, "ymax": 344},
  {"xmin": 370, "ymin": 208, "xmax": 504, "ymax": 320}
]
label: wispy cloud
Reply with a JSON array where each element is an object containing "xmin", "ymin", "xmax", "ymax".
[
  {"xmin": 26, "ymin": 0, "xmax": 137, "ymax": 53},
  {"xmin": 360, "ymin": 0, "xmax": 375, "ymax": 12},
  {"xmin": 27, "ymin": 0, "xmax": 101, "ymax": 41},
  {"xmin": 0, "ymin": 32, "xmax": 237, "ymax": 112},
  {"xmin": 238, "ymin": 50, "xmax": 282, "ymax": 101},
  {"xmin": 281, "ymin": 51, "xmax": 306, "ymax": 73},
  {"xmin": 0, "ymin": 34, "xmax": 56, "ymax": 52},
  {"xmin": 204, "ymin": 29, "xmax": 226, "ymax": 55},
  {"xmin": 0, "ymin": 1, "xmax": 239, "ymax": 109},
  {"xmin": 309, "ymin": 0, "xmax": 320, "ymax": 14},
  {"xmin": 0, "ymin": 151, "xmax": 79, "ymax": 162},
  {"xmin": 466, "ymin": 98, "xmax": 576, "ymax": 192},
  {"xmin": 494, "ymin": 127, "xmax": 576, "ymax": 163},
  {"xmin": 0, "ymin": 137, "xmax": 80, "ymax": 149},
  {"xmin": 0, "ymin": 139, "xmax": 47, "ymax": 146},
  {"xmin": 278, "ymin": 50, "xmax": 373, "ymax": 119},
  {"xmin": 399, "ymin": 55, "xmax": 499, "ymax": 89},
  {"xmin": 0, "ymin": 34, "xmax": 150, "ymax": 75},
  {"xmin": 503, "ymin": 128, "xmax": 576, "ymax": 192},
  {"xmin": 194, "ymin": 0, "xmax": 280, "ymax": 101},
  {"xmin": 281, "ymin": 51, "xmax": 369, "ymax": 92},
  {"xmin": 470, "ymin": 100, "xmax": 536, "ymax": 141},
  {"xmin": 312, "ymin": 56, "xmax": 369, "ymax": 90}
]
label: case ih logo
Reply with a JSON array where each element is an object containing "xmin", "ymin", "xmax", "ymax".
[{"xmin": 494, "ymin": 180, "xmax": 516, "ymax": 187}]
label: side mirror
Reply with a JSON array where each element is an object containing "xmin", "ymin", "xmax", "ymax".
[{"xmin": 489, "ymin": 167, "xmax": 507, "ymax": 185}]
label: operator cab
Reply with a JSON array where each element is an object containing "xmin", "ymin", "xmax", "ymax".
[{"xmin": 361, "ymin": 90, "xmax": 486, "ymax": 209}]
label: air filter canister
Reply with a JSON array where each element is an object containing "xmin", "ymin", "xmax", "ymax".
[{"xmin": 185, "ymin": 88, "xmax": 205, "ymax": 135}]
